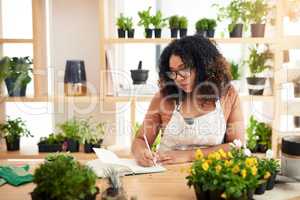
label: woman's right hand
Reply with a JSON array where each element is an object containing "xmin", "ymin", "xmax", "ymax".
[{"xmin": 136, "ymin": 148, "xmax": 158, "ymax": 167}]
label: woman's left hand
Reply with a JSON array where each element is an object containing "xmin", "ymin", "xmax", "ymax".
[{"xmin": 157, "ymin": 150, "xmax": 192, "ymax": 165}]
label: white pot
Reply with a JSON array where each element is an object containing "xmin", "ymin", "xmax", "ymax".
[{"xmin": 231, "ymin": 80, "xmax": 241, "ymax": 93}]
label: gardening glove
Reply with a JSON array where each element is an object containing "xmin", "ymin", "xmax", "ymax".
[{"xmin": 0, "ymin": 164, "xmax": 33, "ymax": 186}]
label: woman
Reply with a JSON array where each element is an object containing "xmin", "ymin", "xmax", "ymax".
[{"xmin": 132, "ymin": 35, "xmax": 244, "ymax": 166}]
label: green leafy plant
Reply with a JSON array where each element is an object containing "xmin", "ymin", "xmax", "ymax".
[
  {"xmin": 244, "ymin": 0, "xmax": 269, "ymax": 24},
  {"xmin": 0, "ymin": 56, "xmax": 33, "ymax": 92},
  {"xmin": 151, "ymin": 10, "xmax": 167, "ymax": 29},
  {"xmin": 31, "ymin": 153, "xmax": 98, "ymax": 200},
  {"xmin": 246, "ymin": 116, "xmax": 272, "ymax": 150},
  {"xmin": 230, "ymin": 61, "xmax": 241, "ymax": 80},
  {"xmin": 80, "ymin": 118, "xmax": 105, "ymax": 145},
  {"xmin": 207, "ymin": 19, "xmax": 217, "ymax": 31},
  {"xmin": 245, "ymin": 46, "xmax": 271, "ymax": 78},
  {"xmin": 178, "ymin": 16, "xmax": 188, "ymax": 29},
  {"xmin": 168, "ymin": 15, "xmax": 179, "ymax": 29},
  {"xmin": 195, "ymin": 18, "xmax": 208, "ymax": 32},
  {"xmin": 138, "ymin": 7, "xmax": 152, "ymax": 29},
  {"xmin": 124, "ymin": 17, "xmax": 134, "ymax": 31},
  {"xmin": 57, "ymin": 118, "xmax": 82, "ymax": 142},
  {"xmin": 116, "ymin": 13, "xmax": 127, "ymax": 30},
  {"xmin": 39, "ymin": 133, "xmax": 65, "ymax": 145},
  {"xmin": 0, "ymin": 117, "xmax": 33, "ymax": 143},
  {"xmin": 214, "ymin": 0, "xmax": 248, "ymax": 32}
]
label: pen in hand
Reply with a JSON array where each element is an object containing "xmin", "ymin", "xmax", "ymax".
[{"xmin": 143, "ymin": 134, "xmax": 157, "ymax": 167}]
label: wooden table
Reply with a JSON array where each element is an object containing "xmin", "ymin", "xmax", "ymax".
[{"xmin": 1, "ymin": 155, "xmax": 300, "ymax": 200}]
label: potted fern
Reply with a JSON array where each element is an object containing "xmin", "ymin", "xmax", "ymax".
[
  {"xmin": 245, "ymin": 46, "xmax": 271, "ymax": 95},
  {"xmin": 138, "ymin": 7, "xmax": 153, "ymax": 38},
  {"xmin": 195, "ymin": 18, "xmax": 208, "ymax": 37},
  {"xmin": 151, "ymin": 10, "xmax": 167, "ymax": 38},
  {"xmin": 214, "ymin": 0, "xmax": 248, "ymax": 38},
  {"xmin": 116, "ymin": 13, "xmax": 126, "ymax": 38},
  {"xmin": 230, "ymin": 61, "xmax": 241, "ymax": 92},
  {"xmin": 31, "ymin": 153, "xmax": 99, "ymax": 200},
  {"xmin": 0, "ymin": 117, "xmax": 33, "ymax": 151},
  {"xmin": 0, "ymin": 56, "xmax": 33, "ymax": 97},
  {"xmin": 168, "ymin": 15, "xmax": 179, "ymax": 38},
  {"xmin": 244, "ymin": 0, "xmax": 269, "ymax": 37},
  {"xmin": 178, "ymin": 16, "xmax": 188, "ymax": 38},
  {"xmin": 125, "ymin": 17, "xmax": 134, "ymax": 38}
]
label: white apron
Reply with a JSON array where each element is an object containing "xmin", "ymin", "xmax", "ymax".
[{"xmin": 158, "ymin": 99, "xmax": 227, "ymax": 152}]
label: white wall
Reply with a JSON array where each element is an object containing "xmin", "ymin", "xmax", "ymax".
[{"xmin": 49, "ymin": 0, "xmax": 116, "ymax": 145}]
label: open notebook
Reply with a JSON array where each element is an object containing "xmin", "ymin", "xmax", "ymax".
[{"xmin": 86, "ymin": 148, "xmax": 166, "ymax": 177}]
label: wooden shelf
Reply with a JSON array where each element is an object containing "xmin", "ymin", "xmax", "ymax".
[
  {"xmin": 0, "ymin": 39, "xmax": 33, "ymax": 43},
  {"xmin": 105, "ymin": 37, "xmax": 276, "ymax": 45},
  {"xmin": 1, "ymin": 96, "xmax": 101, "ymax": 103}
]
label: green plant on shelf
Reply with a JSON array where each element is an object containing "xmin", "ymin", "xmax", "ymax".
[
  {"xmin": 80, "ymin": 117, "xmax": 105, "ymax": 145},
  {"xmin": 57, "ymin": 118, "xmax": 82, "ymax": 142},
  {"xmin": 178, "ymin": 16, "xmax": 188, "ymax": 29},
  {"xmin": 168, "ymin": 15, "xmax": 180, "ymax": 29},
  {"xmin": 207, "ymin": 19, "xmax": 217, "ymax": 31},
  {"xmin": 124, "ymin": 17, "xmax": 134, "ymax": 31},
  {"xmin": 244, "ymin": 46, "xmax": 271, "ymax": 78},
  {"xmin": 151, "ymin": 10, "xmax": 168, "ymax": 29},
  {"xmin": 230, "ymin": 61, "xmax": 241, "ymax": 80},
  {"xmin": 31, "ymin": 153, "xmax": 98, "ymax": 200},
  {"xmin": 138, "ymin": 6, "xmax": 152, "ymax": 29},
  {"xmin": 195, "ymin": 18, "xmax": 208, "ymax": 32},
  {"xmin": 116, "ymin": 13, "xmax": 127, "ymax": 30},
  {"xmin": 39, "ymin": 133, "xmax": 65, "ymax": 145},
  {"xmin": 0, "ymin": 117, "xmax": 33, "ymax": 143},
  {"xmin": 244, "ymin": 0, "xmax": 269, "ymax": 24}
]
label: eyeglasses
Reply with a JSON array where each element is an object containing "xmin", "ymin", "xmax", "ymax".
[{"xmin": 165, "ymin": 67, "xmax": 192, "ymax": 80}]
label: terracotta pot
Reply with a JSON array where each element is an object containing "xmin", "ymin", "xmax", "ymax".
[{"xmin": 251, "ymin": 24, "xmax": 265, "ymax": 37}]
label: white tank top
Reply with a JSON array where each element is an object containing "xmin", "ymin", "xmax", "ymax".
[{"xmin": 158, "ymin": 99, "xmax": 226, "ymax": 152}]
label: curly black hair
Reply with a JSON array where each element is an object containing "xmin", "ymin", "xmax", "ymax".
[{"xmin": 158, "ymin": 35, "xmax": 232, "ymax": 103}]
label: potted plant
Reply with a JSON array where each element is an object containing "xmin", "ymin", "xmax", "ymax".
[
  {"xmin": 230, "ymin": 61, "xmax": 242, "ymax": 92},
  {"xmin": 168, "ymin": 15, "xmax": 179, "ymax": 38},
  {"xmin": 264, "ymin": 150, "xmax": 280, "ymax": 190},
  {"xmin": 246, "ymin": 116, "xmax": 271, "ymax": 153},
  {"xmin": 81, "ymin": 118, "xmax": 105, "ymax": 153},
  {"xmin": 244, "ymin": 0, "xmax": 269, "ymax": 37},
  {"xmin": 138, "ymin": 7, "xmax": 153, "ymax": 38},
  {"xmin": 151, "ymin": 10, "xmax": 167, "ymax": 38},
  {"xmin": 31, "ymin": 153, "xmax": 99, "ymax": 200},
  {"xmin": 130, "ymin": 61, "xmax": 149, "ymax": 85},
  {"xmin": 178, "ymin": 16, "xmax": 188, "ymax": 38},
  {"xmin": 101, "ymin": 168, "xmax": 127, "ymax": 200},
  {"xmin": 255, "ymin": 158, "xmax": 273, "ymax": 195},
  {"xmin": 214, "ymin": 0, "xmax": 248, "ymax": 38},
  {"xmin": 0, "ymin": 56, "xmax": 33, "ymax": 97},
  {"xmin": 207, "ymin": 19, "xmax": 217, "ymax": 38},
  {"xmin": 116, "ymin": 13, "xmax": 126, "ymax": 38},
  {"xmin": 125, "ymin": 17, "xmax": 135, "ymax": 38},
  {"xmin": 58, "ymin": 118, "xmax": 82, "ymax": 152},
  {"xmin": 0, "ymin": 117, "xmax": 33, "ymax": 151},
  {"xmin": 195, "ymin": 18, "xmax": 208, "ymax": 37},
  {"xmin": 245, "ymin": 46, "xmax": 271, "ymax": 95},
  {"xmin": 37, "ymin": 133, "xmax": 64, "ymax": 153}
]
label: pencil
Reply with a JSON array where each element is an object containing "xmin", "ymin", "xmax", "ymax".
[{"xmin": 143, "ymin": 134, "xmax": 157, "ymax": 166}]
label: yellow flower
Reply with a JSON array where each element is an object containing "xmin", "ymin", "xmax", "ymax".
[
  {"xmin": 225, "ymin": 160, "xmax": 233, "ymax": 167},
  {"xmin": 215, "ymin": 152, "xmax": 221, "ymax": 160},
  {"xmin": 195, "ymin": 149, "xmax": 204, "ymax": 160},
  {"xmin": 227, "ymin": 151, "xmax": 233, "ymax": 158},
  {"xmin": 202, "ymin": 162, "xmax": 209, "ymax": 171},
  {"xmin": 232, "ymin": 165, "xmax": 240, "ymax": 174},
  {"xmin": 206, "ymin": 159, "xmax": 212, "ymax": 165},
  {"xmin": 251, "ymin": 166, "xmax": 257, "ymax": 176},
  {"xmin": 218, "ymin": 149, "xmax": 227, "ymax": 159},
  {"xmin": 264, "ymin": 171, "xmax": 271, "ymax": 179},
  {"xmin": 241, "ymin": 169, "xmax": 247, "ymax": 178},
  {"xmin": 208, "ymin": 152, "xmax": 221, "ymax": 160},
  {"xmin": 246, "ymin": 157, "xmax": 258, "ymax": 167},
  {"xmin": 215, "ymin": 165, "xmax": 222, "ymax": 174},
  {"xmin": 221, "ymin": 192, "xmax": 227, "ymax": 199}
]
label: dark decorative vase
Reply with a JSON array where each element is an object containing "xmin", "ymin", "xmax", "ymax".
[
  {"xmin": 170, "ymin": 28, "xmax": 178, "ymax": 38},
  {"xmin": 145, "ymin": 28, "xmax": 153, "ymax": 38},
  {"xmin": 179, "ymin": 29, "xmax": 187, "ymax": 38},
  {"xmin": 117, "ymin": 29, "xmax": 126, "ymax": 38},
  {"xmin": 247, "ymin": 77, "xmax": 266, "ymax": 95},
  {"xmin": 5, "ymin": 137, "xmax": 20, "ymax": 151},
  {"xmin": 5, "ymin": 77, "xmax": 27, "ymax": 97},
  {"xmin": 127, "ymin": 29, "xmax": 135, "ymax": 38},
  {"xmin": 154, "ymin": 29, "xmax": 162, "ymax": 38},
  {"xmin": 64, "ymin": 60, "xmax": 87, "ymax": 96},
  {"xmin": 130, "ymin": 61, "xmax": 149, "ymax": 85},
  {"xmin": 251, "ymin": 24, "xmax": 265, "ymax": 37},
  {"xmin": 229, "ymin": 24, "xmax": 243, "ymax": 38}
]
